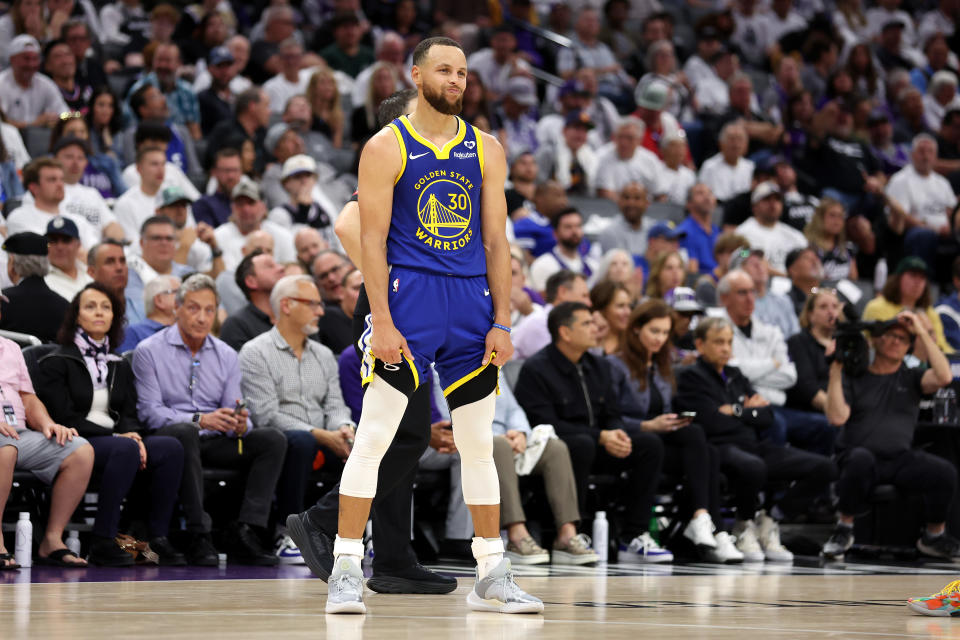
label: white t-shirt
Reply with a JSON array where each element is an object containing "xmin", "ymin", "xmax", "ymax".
[
  {"xmin": 22, "ymin": 182, "xmax": 115, "ymax": 232},
  {"xmin": 214, "ymin": 220, "xmax": 296, "ymax": 273},
  {"xmin": 1, "ymin": 122, "xmax": 30, "ymax": 169},
  {"xmin": 0, "ymin": 69, "xmax": 68, "ymax": 124},
  {"xmin": 656, "ymin": 164, "xmax": 697, "ymax": 206},
  {"xmin": 735, "ymin": 217, "xmax": 809, "ymax": 274},
  {"xmin": 113, "ymin": 187, "xmax": 162, "ymax": 243},
  {"xmin": 264, "ymin": 73, "xmax": 309, "ymax": 114},
  {"xmin": 885, "ymin": 164, "xmax": 958, "ymax": 230},
  {"xmin": 766, "ymin": 11, "xmax": 808, "ymax": 43},
  {"xmin": 122, "ymin": 162, "xmax": 201, "ymax": 202},
  {"xmin": 698, "ymin": 154, "xmax": 755, "ymax": 202},
  {"xmin": 5, "ymin": 203, "xmax": 100, "ymax": 248},
  {"xmin": 528, "ymin": 250, "xmax": 598, "ymax": 292},
  {"xmin": 593, "ymin": 144, "xmax": 663, "ymax": 194},
  {"xmin": 45, "ymin": 263, "xmax": 93, "ymax": 302}
]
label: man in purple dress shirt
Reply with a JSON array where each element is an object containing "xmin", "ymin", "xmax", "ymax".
[{"xmin": 132, "ymin": 273, "xmax": 286, "ymax": 566}]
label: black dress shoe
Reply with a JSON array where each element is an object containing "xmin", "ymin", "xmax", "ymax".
[
  {"xmin": 88, "ymin": 536, "xmax": 135, "ymax": 567},
  {"xmin": 223, "ymin": 522, "xmax": 278, "ymax": 566},
  {"xmin": 368, "ymin": 563, "xmax": 458, "ymax": 594},
  {"xmin": 286, "ymin": 512, "xmax": 334, "ymax": 581},
  {"xmin": 149, "ymin": 536, "xmax": 187, "ymax": 566},
  {"xmin": 187, "ymin": 533, "xmax": 220, "ymax": 567}
]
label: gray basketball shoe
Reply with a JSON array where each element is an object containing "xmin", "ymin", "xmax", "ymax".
[
  {"xmin": 466, "ymin": 558, "xmax": 544, "ymax": 614},
  {"xmin": 326, "ymin": 556, "xmax": 366, "ymax": 614}
]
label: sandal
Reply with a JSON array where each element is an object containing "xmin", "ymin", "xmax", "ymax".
[
  {"xmin": 36, "ymin": 548, "xmax": 87, "ymax": 568},
  {"xmin": 0, "ymin": 552, "xmax": 20, "ymax": 570}
]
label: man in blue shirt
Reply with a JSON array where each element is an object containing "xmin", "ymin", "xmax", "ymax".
[
  {"xmin": 678, "ymin": 183, "xmax": 721, "ymax": 275},
  {"xmin": 133, "ymin": 273, "xmax": 286, "ymax": 566}
]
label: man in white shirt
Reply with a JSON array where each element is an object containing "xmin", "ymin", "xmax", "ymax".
[
  {"xmin": 698, "ymin": 122, "xmax": 755, "ymax": 202},
  {"xmin": 732, "ymin": 0, "xmax": 774, "ymax": 68},
  {"xmin": 655, "ymin": 131, "xmax": 697, "ymax": 205},
  {"xmin": 867, "ymin": 0, "xmax": 919, "ymax": 45},
  {"xmin": 50, "ymin": 137, "xmax": 123, "ymax": 240},
  {"xmin": 767, "ymin": 0, "xmax": 808, "ymax": 44},
  {"xmin": 0, "ymin": 35, "xmax": 68, "ymax": 129},
  {"xmin": 529, "ymin": 208, "xmax": 598, "ymax": 292},
  {"xmin": 917, "ymin": 0, "xmax": 956, "ymax": 45},
  {"xmin": 120, "ymin": 122, "xmax": 202, "ymax": 202},
  {"xmin": 594, "ymin": 120, "xmax": 662, "ymax": 200},
  {"xmin": 6, "ymin": 158, "xmax": 100, "ymax": 248},
  {"xmin": 114, "ymin": 146, "xmax": 167, "ymax": 243},
  {"xmin": 466, "ymin": 26, "xmax": 529, "ymax": 101},
  {"xmin": 886, "ymin": 133, "xmax": 960, "ymax": 273},
  {"xmin": 156, "ymin": 186, "xmax": 225, "ymax": 278},
  {"xmin": 535, "ymin": 111, "xmax": 598, "ymax": 195},
  {"xmin": 214, "ymin": 176, "xmax": 296, "ymax": 273},
  {"xmin": 264, "ymin": 38, "xmax": 308, "ymax": 114},
  {"xmin": 682, "ymin": 25, "xmax": 723, "ymax": 87},
  {"xmin": 735, "ymin": 181, "xmax": 809, "ymax": 275},
  {"xmin": 44, "ymin": 216, "xmax": 93, "ymax": 301}
]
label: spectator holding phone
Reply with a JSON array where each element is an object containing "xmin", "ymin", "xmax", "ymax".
[{"xmin": 608, "ymin": 300, "xmax": 743, "ymax": 563}]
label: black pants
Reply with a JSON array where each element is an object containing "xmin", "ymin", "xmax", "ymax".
[
  {"xmin": 716, "ymin": 441, "xmax": 837, "ymax": 519},
  {"xmin": 88, "ymin": 434, "xmax": 184, "ymax": 538},
  {"xmin": 660, "ymin": 424, "xmax": 721, "ymax": 523},
  {"xmin": 837, "ymin": 447, "xmax": 958, "ymax": 523},
  {"xmin": 561, "ymin": 430, "xmax": 664, "ymax": 540},
  {"xmin": 305, "ymin": 383, "xmax": 431, "ymax": 573},
  {"xmin": 156, "ymin": 423, "xmax": 287, "ymax": 531}
]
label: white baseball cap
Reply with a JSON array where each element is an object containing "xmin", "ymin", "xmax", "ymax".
[
  {"xmin": 8, "ymin": 34, "xmax": 40, "ymax": 58},
  {"xmin": 281, "ymin": 154, "xmax": 318, "ymax": 181}
]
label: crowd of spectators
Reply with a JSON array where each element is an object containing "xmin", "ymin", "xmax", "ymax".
[{"xmin": 2, "ymin": 0, "xmax": 960, "ymax": 567}]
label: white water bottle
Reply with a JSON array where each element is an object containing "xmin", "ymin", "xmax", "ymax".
[
  {"xmin": 592, "ymin": 511, "xmax": 609, "ymax": 562},
  {"xmin": 15, "ymin": 512, "xmax": 32, "ymax": 568},
  {"xmin": 66, "ymin": 530, "xmax": 81, "ymax": 557}
]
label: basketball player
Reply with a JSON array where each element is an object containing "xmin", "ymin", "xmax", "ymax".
[
  {"xmin": 324, "ymin": 37, "xmax": 543, "ymax": 615},
  {"xmin": 287, "ymin": 89, "xmax": 459, "ymax": 596}
]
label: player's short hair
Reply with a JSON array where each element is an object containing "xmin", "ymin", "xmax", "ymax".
[
  {"xmin": 377, "ymin": 88, "xmax": 419, "ymax": 128},
  {"xmin": 412, "ymin": 36, "xmax": 463, "ymax": 67}
]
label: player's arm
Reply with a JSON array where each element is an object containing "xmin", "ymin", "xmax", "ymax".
[
  {"xmin": 335, "ymin": 201, "xmax": 361, "ymax": 269},
  {"xmin": 358, "ymin": 128, "xmax": 411, "ymax": 364},
  {"xmin": 479, "ymin": 132, "xmax": 514, "ymax": 365}
]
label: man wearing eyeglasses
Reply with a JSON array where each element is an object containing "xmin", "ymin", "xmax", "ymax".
[
  {"xmin": 124, "ymin": 216, "xmax": 192, "ymax": 324},
  {"xmin": 239, "ymin": 274, "xmax": 356, "ymax": 564},
  {"xmin": 133, "ymin": 273, "xmax": 287, "ymax": 566},
  {"xmin": 823, "ymin": 311, "xmax": 960, "ymax": 561}
]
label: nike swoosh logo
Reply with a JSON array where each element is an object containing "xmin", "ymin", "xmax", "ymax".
[
  {"xmin": 484, "ymin": 289, "xmax": 490, "ymax": 296},
  {"xmin": 409, "ymin": 151, "xmax": 430, "ymax": 160}
]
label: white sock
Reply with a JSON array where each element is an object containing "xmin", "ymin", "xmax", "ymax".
[
  {"xmin": 472, "ymin": 536, "xmax": 504, "ymax": 580},
  {"xmin": 332, "ymin": 535, "xmax": 365, "ymax": 569}
]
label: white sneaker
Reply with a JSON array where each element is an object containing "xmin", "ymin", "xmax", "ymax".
[
  {"xmin": 757, "ymin": 511, "xmax": 794, "ymax": 563},
  {"xmin": 683, "ymin": 512, "xmax": 718, "ymax": 549},
  {"xmin": 733, "ymin": 520, "xmax": 765, "ymax": 562},
  {"xmin": 709, "ymin": 532, "xmax": 744, "ymax": 563},
  {"xmin": 467, "ymin": 558, "xmax": 544, "ymax": 614},
  {"xmin": 617, "ymin": 532, "xmax": 674, "ymax": 564},
  {"xmin": 326, "ymin": 556, "xmax": 366, "ymax": 614},
  {"xmin": 275, "ymin": 534, "xmax": 304, "ymax": 565}
]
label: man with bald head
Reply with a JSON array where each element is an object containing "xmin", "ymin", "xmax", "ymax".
[
  {"xmin": 295, "ymin": 228, "xmax": 328, "ymax": 272},
  {"xmin": 596, "ymin": 182, "xmax": 654, "ymax": 260}
]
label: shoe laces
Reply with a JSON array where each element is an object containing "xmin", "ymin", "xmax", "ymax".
[
  {"xmin": 490, "ymin": 569, "xmax": 527, "ymax": 601},
  {"xmin": 936, "ymin": 580, "xmax": 960, "ymax": 596}
]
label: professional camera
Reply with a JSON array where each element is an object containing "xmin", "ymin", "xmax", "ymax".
[{"xmin": 831, "ymin": 320, "xmax": 891, "ymax": 377}]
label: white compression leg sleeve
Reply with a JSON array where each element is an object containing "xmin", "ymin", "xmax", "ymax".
[
  {"xmin": 339, "ymin": 375, "xmax": 409, "ymax": 499},
  {"xmin": 450, "ymin": 392, "xmax": 500, "ymax": 505}
]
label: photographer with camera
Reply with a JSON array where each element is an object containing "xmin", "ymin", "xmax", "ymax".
[{"xmin": 822, "ymin": 311, "xmax": 959, "ymax": 561}]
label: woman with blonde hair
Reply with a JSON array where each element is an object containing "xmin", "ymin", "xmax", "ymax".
[
  {"xmin": 351, "ymin": 62, "xmax": 400, "ymax": 145},
  {"xmin": 306, "ymin": 67, "xmax": 344, "ymax": 148},
  {"xmin": 804, "ymin": 198, "xmax": 858, "ymax": 281},
  {"xmin": 594, "ymin": 248, "xmax": 642, "ymax": 301},
  {"xmin": 646, "ymin": 251, "xmax": 686, "ymax": 300}
]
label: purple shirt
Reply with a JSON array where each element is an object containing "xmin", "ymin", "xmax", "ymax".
[{"xmin": 132, "ymin": 324, "xmax": 251, "ymax": 435}]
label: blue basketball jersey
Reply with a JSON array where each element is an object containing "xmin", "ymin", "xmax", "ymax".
[{"xmin": 384, "ymin": 115, "xmax": 486, "ymax": 277}]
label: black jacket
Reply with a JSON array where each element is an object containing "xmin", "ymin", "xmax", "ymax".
[
  {"xmin": 786, "ymin": 330, "xmax": 829, "ymax": 411},
  {"xmin": 513, "ymin": 344, "xmax": 625, "ymax": 441},
  {"xmin": 0, "ymin": 276, "xmax": 69, "ymax": 343},
  {"xmin": 675, "ymin": 356, "xmax": 774, "ymax": 451},
  {"xmin": 220, "ymin": 303, "xmax": 272, "ymax": 352},
  {"xmin": 35, "ymin": 344, "xmax": 142, "ymax": 438}
]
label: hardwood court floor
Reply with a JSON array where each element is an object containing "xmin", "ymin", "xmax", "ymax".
[{"xmin": 3, "ymin": 562, "xmax": 960, "ymax": 639}]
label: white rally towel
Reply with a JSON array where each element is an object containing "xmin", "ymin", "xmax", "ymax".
[{"xmin": 514, "ymin": 424, "xmax": 558, "ymax": 476}]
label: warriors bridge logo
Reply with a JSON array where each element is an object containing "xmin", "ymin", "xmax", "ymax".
[{"xmin": 413, "ymin": 172, "xmax": 475, "ymax": 251}]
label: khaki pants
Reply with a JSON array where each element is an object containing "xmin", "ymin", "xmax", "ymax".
[{"xmin": 493, "ymin": 436, "xmax": 581, "ymax": 529}]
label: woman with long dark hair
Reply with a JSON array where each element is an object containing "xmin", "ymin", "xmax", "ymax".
[
  {"xmin": 36, "ymin": 283, "xmax": 186, "ymax": 566},
  {"xmin": 609, "ymin": 300, "xmax": 743, "ymax": 563}
]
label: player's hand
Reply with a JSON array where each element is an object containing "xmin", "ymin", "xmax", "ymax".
[
  {"xmin": 483, "ymin": 326, "xmax": 513, "ymax": 366},
  {"xmin": 372, "ymin": 322, "xmax": 412, "ymax": 365},
  {"xmin": 0, "ymin": 421, "xmax": 19, "ymax": 439}
]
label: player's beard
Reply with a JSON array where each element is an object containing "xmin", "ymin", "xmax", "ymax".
[{"xmin": 423, "ymin": 81, "xmax": 463, "ymax": 115}]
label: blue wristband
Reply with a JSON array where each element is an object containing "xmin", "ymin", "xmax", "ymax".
[{"xmin": 492, "ymin": 323, "xmax": 511, "ymax": 334}]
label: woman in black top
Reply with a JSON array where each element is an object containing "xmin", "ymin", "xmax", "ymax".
[
  {"xmin": 36, "ymin": 283, "xmax": 186, "ymax": 566},
  {"xmin": 608, "ymin": 300, "xmax": 742, "ymax": 563}
]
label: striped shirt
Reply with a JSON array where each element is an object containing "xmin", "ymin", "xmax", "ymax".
[{"xmin": 238, "ymin": 327, "xmax": 355, "ymax": 433}]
